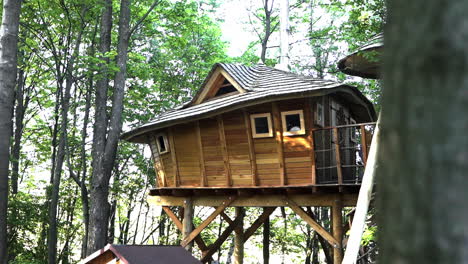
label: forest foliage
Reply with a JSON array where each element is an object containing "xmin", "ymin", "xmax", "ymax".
[{"xmin": 2, "ymin": 0, "xmax": 384, "ymax": 263}]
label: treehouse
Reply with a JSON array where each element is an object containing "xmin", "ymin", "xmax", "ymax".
[
  {"xmin": 337, "ymin": 33, "xmax": 383, "ymax": 79},
  {"xmin": 122, "ymin": 63, "xmax": 377, "ymax": 263}
]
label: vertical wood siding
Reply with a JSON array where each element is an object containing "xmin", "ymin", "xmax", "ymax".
[{"xmin": 147, "ymin": 96, "xmax": 355, "ymax": 188}]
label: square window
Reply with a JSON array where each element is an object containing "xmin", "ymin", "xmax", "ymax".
[
  {"xmin": 250, "ymin": 113, "xmax": 273, "ymax": 138},
  {"xmin": 315, "ymin": 102, "xmax": 324, "ymax": 127},
  {"xmin": 155, "ymin": 133, "xmax": 169, "ymax": 154},
  {"xmin": 281, "ymin": 110, "xmax": 305, "ymax": 136}
]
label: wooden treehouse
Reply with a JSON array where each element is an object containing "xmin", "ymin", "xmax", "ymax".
[{"xmin": 122, "ymin": 63, "xmax": 377, "ymax": 263}]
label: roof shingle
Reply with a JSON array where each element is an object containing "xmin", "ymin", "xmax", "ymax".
[{"xmin": 122, "ymin": 63, "xmax": 376, "ymax": 143}]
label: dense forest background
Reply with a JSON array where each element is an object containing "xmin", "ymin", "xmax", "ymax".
[{"xmin": 1, "ymin": 0, "xmax": 384, "ymax": 263}]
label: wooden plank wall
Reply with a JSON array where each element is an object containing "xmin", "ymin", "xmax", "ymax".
[
  {"xmin": 173, "ymin": 123, "xmax": 201, "ymax": 186},
  {"xmin": 149, "ymin": 97, "xmax": 337, "ymax": 188},
  {"xmin": 279, "ymin": 99, "xmax": 313, "ymax": 185},
  {"xmin": 249, "ymin": 103, "xmax": 281, "ymax": 186},
  {"xmin": 223, "ymin": 110, "xmax": 252, "ymax": 186},
  {"xmin": 200, "ymin": 118, "xmax": 225, "ymax": 186}
]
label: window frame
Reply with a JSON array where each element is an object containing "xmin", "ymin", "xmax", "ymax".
[
  {"xmin": 250, "ymin": 113, "xmax": 273, "ymax": 138},
  {"xmin": 315, "ymin": 102, "xmax": 325, "ymax": 127},
  {"xmin": 349, "ymin": 117, "xmax": 358, "ymax": 143},
  {"xmin": 281, "ymin": 110, "xmax": 306, "ymax": 136},
  {"xmin": 155, "ymin": 133, "xmax": 169, "ymax": 154}
]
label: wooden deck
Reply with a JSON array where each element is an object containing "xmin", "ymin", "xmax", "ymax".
[{"xmin": 148, "ymin": 184, "xmax": 360, "ymax": 207}]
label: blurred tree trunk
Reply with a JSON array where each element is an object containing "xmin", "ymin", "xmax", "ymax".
[
  {"xmin": 378, "ymin": 0, "xmax": 468, "ymax": 263},
  {"xmin": 0, "ymin": 1, "xmax": 22, "ymax": 263}
]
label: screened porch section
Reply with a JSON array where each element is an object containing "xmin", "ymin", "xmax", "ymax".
[{"xmin": 313, "ymin": 122, "xmax": 376, "ymax": 184}]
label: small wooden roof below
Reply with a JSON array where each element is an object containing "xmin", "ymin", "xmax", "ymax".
[
  {"xmin": 82, "ymin": 244, "xmax": 201, "ymax": 264},
  {"xmin": 338, "ymin": 33, "xmax": 383, "ymax": 79}
]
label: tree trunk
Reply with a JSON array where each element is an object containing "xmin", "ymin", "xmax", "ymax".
[
  {"xmin": 260, "ymin": 0, "xmax": 271, "ymax": 64},
  {"xmin": 263, "ymin": 210, "xmax": 270, "ymax": 264},
  {"xmin": 88, "ymin": 0, "xmax": 131, "ymax": 254},
  {"xmin": 11, "ymin": 68, "xmax": 25, "ymax": 195},
  {"xmin": 80, "ymin": 77, "xmax": 92, "ymax": 259},
  {"xmin": 378, "ymin": 0, "xmax": 468, "ymax": 263},
  {"xmin": 0, "ymin": 1, "xmax": 22, "ymax": 263},
  {"xmin": 234, "ymin": 207, "xmax": 244, "ymax": 264},
  {"xmin": 87, "ymin": 0, "xmax": 113, "ymax": 255},
  {"xmin": 278, "ymin": 0, "xmax": 289, "ymax": 70},
  {"xmin": 47, "ymin": 12, "xmax": 85, "ymax": 263}
]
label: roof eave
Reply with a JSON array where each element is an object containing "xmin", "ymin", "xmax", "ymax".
[{"xmin": 121, "ymin": 85, "xmax": 375, "ymax": 144}]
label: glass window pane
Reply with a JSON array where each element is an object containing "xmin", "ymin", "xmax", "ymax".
[
  {"xmin": 254, "ymin": 117, "xmax": 269, "ymax": 134},
  {"xmin": 285, "ymin": 114, "xmax": 301, "ymax": 132},
  {"xmin": 158, "ymin": 136, "xmax": 166, "ymax": 152}
]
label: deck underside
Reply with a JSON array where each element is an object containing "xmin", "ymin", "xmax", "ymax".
[{"xmin": 148, "ymin": 184, "xmax": 360, "ymax": 207}]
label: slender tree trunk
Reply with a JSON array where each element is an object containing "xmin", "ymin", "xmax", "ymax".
[
  {"xmin": 47, "ymin": 14, "xmax": 85, "ymax": 263},
  {"xmin": 278, "ymin": 0, "xmax": 289, "ymax": 70},
  {"xmin": 0, "ymin": 1, "xmax": 22, "ymax": 263},
  {"xmin": 11, "ymin": 68, "xmax": 24, "ymax": 195},
  {"xmin": 87, "ymin": 0, "xmax": 113, "ymax": 255},
  {"xmin": 260, "ymin": 0, "xmax": 272, "ymax": 63},
  {"xmin": 88, "ymin": 0, "xmax": 131, "ymax": 253},
  {"xmin": 378, "ymin": 0, "xmax": 468, "ymax": 263},
  {"xmin": 80, "ymin": 77, "xmax": 92, "ymax": 258},
  {"xmin": 263, "ymin": 210, "xmax": 270, "ymax": 264}
]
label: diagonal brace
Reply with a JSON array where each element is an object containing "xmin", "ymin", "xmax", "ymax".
[
  {"xmin": 181, "ymin": 196, "xmax": 237, "ymax": 247},
  {"xmin": 284, "ymin": 197, "xmax": 340, "ymax": 248}
]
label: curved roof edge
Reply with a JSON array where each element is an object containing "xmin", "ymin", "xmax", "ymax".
[
  {"xmin": 122, "ymin": 63, "xmax": 377, "ymax": 143},
  {"xmin": 122, "ymin": 85, "xmax": 376, "ymax": 144},
  {"xmin": 338, "ymin": 33, "xmax": 383, "ymax": 79}
]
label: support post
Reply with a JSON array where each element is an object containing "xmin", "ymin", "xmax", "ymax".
[
  {"xmin": 263, "ymin": 209, "xmax": 270, "ymax": 264},
  {"xmin": 332, "ymin": 196, "xmax": 343, "ymax": 264},
  {"xmin": 182, "ymin": 198, "xmax": 194, "ymax": 252},
  {"xmin": 234, "ymin": 207, "xmax": 245, "ymax": 264}
]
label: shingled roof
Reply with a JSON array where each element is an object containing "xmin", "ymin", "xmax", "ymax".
[
  {"xmin": 122, "ymin": 63, "xmax": 376, "ymax": 143},
  {"xmin": 338, "ymin": 33, "xmax": 383, "ymax": 79},
  {"xmin": 82, "ymin": 244, "xmax": 201, "ymax": 264}
]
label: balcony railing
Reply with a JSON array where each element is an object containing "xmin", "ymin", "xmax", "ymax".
[{"xmin": 313, "ymin": 122, "xmax": 376, "ymax": 185}]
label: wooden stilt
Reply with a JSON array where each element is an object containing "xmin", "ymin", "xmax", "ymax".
[
  {"xmin": 201, "ymin": 213, "xmax": 243, "ymax": 263},
  {"xmin": 332, "ymin": 197, "xmax": 343, "ymax": 264},
  {"xmin": 162, "ymin": 206, "xmax": 210, "ymax": 254},
  {"xmin": 285, "ymin": 197, "xmax": 340, "ymax": 247},
  {"xmin": 182, "ymin": 198, "xmax": 194, "ymax": 252},
  {"xmin": 263, "ymin": 208, "xmax": 270, "ymax": 264},
  {"xmin": 181, "ymin": 196, "xmax": 236, "ymax": 247},
  {"xmin": 234, "ymin": 207, "xmax": 245, "ymax": 264}
]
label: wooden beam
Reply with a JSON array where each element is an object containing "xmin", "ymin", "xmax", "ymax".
[
  {"xmin": 220, "ymin": 211, "xmax": 234, "ymax": 225},
  {"xmin": 162, "ymin": 206, "xmax": 209, "ymax": 252},
  {"xmin": 201, "ymin": 213, "xmax": 243, "ymax": 263},
  {"xmin": 342, "ymin": 116, "xmax": 380, "ymax": 264},
  {"xmin": 182, "ymin": 198, "xmax": 194, "ymax": 251},
  {"xmin": 217, "ymin": 115, "xmax": 232, "ymax": 187},
  {"xmin": 162, "ymin": 206, "xmax": 182, "ymax": 230},
  {"xmin": 333, "ymin": 127, "xmax": 343, "ymax": 185},
  {"xmin": 149, "ymin": 193, "xmax": 358, "ymax": 207},
  {"xmin": 360, "ymin": 125, "xmax": 368, "ymax": 165},
  {"xmin": 168, "ymin": 128, "xmax": 180, "ymax": 186},
  {"xmin": 181, "ymin": 196, "xmax": 237, "ymax": 247},
  {"xmin": 234, "ymin": 207, "xmax": 244, "ymax": 264},
  {"xmin": 305, "ymin": 101, "xmax": 317, "ymax": 185},
  {"xmin": 284, "ymin": 197, "xmax": 340, "ymax": 248},
  {"xmin": 243, "ymin": 207, "xmax": 276, "ymax": 241},
  {"xmin": 196, "ymin": 121, "xmax": 207, "ymax": 187},
  {"xmin": 272, "ymin": 102, "xmax": 286, "ymax": 186},
  {"xmin": 332, "ymin": 197, "xmax": 344, "ymax": 263},
  {"xmin": 243, "ymin": 110, "xmax": 258, "ymax": 186}
]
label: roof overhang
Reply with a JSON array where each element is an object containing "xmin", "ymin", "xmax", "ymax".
[
  {"xmin": 337, "ymin": 46, "xmax": 382, "ymax": 79},
  {"xmin": 121, "ymin": 85, "xmax": 376, "ymax": 144}
]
